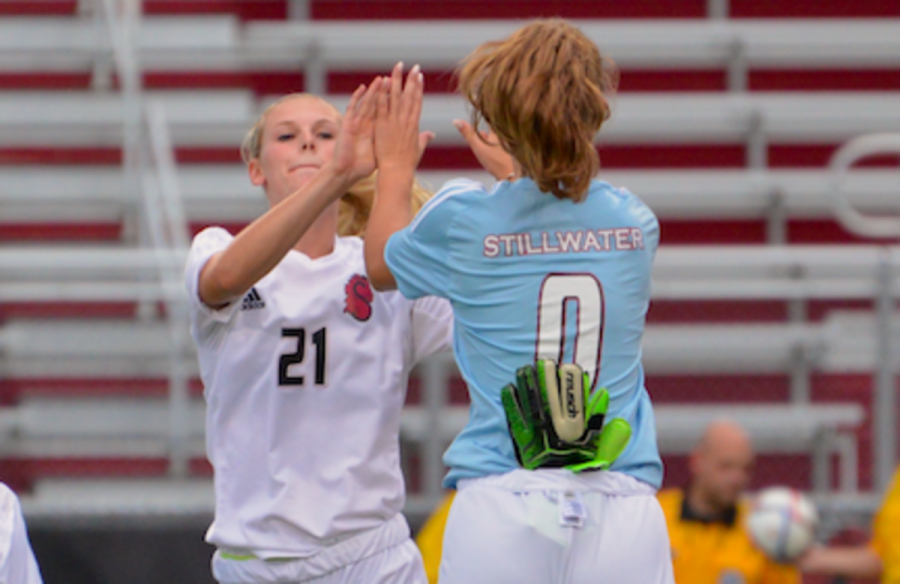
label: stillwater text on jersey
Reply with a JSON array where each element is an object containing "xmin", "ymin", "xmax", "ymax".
[{"xmin": 482, "ymin": 227, "xmax": 645, "ymax": 258}]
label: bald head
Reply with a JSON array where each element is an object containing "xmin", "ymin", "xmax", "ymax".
[
  {"xmin": 695, "ymin": 419, "xmax": 753, "ymax": 459},
  {"xmin": 689, "ymin": 420, "xmax": 755, "ymax": 512}
]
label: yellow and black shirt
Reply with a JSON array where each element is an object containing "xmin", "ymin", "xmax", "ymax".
[
  {"xmin": 658, "ymin": 488, "xmax": 800, "ymax": 584},
  {"xmin": 872, "ymin": 468, "xmax": 900, "ymax": 583},
  {"xmin": 416, "ymin": 490, "xmax": 456, "ymax": 584}
]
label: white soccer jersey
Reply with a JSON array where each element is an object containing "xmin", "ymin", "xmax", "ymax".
[
  {"xmin": 185, "ymin": 228, "xmax": 453, "ymax": 560},
  {"xmin": 0, "ymin": 483, "xmax": 43, "ymax": 584}
]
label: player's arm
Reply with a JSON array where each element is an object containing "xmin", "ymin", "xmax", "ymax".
[
  {"xmin": 366, "ymin": 62, "xmax": 433, "ymax": 291},
  {"xmin": 201, "ymin": 164, "xmax": 357, "ymax": 307},
  {"xmin": 199, "ymin": 82, "xmax": 379, "ymax": 308},
  {"xmin": 797, "ymin": 544, "xmax": 882, "ymax": 579}
]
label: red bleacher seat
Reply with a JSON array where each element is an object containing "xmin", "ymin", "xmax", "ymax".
[
  {"xmin": 8, "ymin": 0, "xmax": 899, "ymax": 19},
  {"xmin": 309, "ymin": 0, "xmax": 900, "ymax": 20},
  {"xmin": 0, "ymin": 1, "xmax": 288, "ymax": 19}
]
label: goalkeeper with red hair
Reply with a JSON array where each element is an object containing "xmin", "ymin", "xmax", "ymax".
[{"xmin": 366, "ymin": 18, "xmax": 673, "ymax": 584}]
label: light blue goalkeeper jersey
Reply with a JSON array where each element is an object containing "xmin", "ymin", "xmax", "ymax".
[{"xmin": 385, "ymin": 177, "xmax": 663, "ymax": 489}]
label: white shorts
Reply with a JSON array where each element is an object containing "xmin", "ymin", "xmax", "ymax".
[
  {"xmin": 439, "ymin": 469, "xmax": 674, "ymax": 584},
  {"xmin": 212, "ymin": 514, "xmax": 427, "ymax": 584}
]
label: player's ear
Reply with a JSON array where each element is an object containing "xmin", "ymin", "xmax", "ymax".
[{"xmin": 248, "ymin": 158, "xmax": 266, "ymax": 187}]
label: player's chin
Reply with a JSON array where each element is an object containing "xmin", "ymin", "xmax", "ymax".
[
  {"xmin": 719, "ymin": 490, "xmax": 742, "ymax": 508},
  {"xmin": 288, "ymin": 168, "xmax": 319, "ymax": 189}
]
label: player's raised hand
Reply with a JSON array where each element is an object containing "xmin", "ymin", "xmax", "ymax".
[
  {"xmin": 332, "ymin": 78, "xmax": 380, "ymax": 184},
  {"xmin": 453, "ymin": 119, "xmax": 517, "ymax": 181},
  {"xmin": 375, "ymin": 62, "xmax": 434, "ymax": 175}
]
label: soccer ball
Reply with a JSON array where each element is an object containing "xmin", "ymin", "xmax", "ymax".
[{"xmin": 745, "ymin": 487, "xmax": 818, "ymax": 562}]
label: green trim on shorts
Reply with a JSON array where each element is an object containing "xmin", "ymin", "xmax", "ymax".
[
  {"xmin": 219, "ymin": 551, "xmax": 256, "ymax": 561},
  {"xmin": 219, "ymin": 551, "xmax": 296, "ymax": 563}
]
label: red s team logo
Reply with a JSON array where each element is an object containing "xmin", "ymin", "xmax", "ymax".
[{"xmin": 344, "ymin": 274, "xmax": 373, "ymax": 322}]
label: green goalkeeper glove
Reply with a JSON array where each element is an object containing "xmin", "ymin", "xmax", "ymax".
[{"xmin": 501, "ymin": 359, "xmax": 632, "ymax": 472}]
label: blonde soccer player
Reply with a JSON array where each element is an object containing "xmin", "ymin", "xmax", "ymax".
[
  {"xmin": 366, "ymin": 20, "xmax": 674, "ymax": 584},
  {"xmin": 184, "ymin": 81, "xmax": 453, "ymax": 583}
]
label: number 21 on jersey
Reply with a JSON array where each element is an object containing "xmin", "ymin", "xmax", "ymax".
[
  {"xmin": 536, "ymin": 273, "xmax": 604, "ymax": 389},
  {"xmin": 279, "ymin": 327, "xmax": 327, "ymax": 386}
]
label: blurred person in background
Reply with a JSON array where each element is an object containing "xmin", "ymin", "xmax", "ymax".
[
  {"xmin": 657, "ymin": 420, "xmax": 800, "ymax": 584},
  {"xmin": 798, "ymin": 467, "xmax": 898, "ymax": 582},
  {"xmin": 184, "ymin": 81, "xmax": 453, "ymax": 583},
  {"xmin": 0, "ymin": 482, "xmax": 43, "ymax": 583}
]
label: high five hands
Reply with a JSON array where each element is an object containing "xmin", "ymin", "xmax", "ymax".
[
  {"xmin": 331, "ymin": 78, "xmax": 381, "ymax": 186},
  {"xmin": 337, "ymin": 61, "xmax": 516, "ymax": 183},
  {"xmin": 360, "ymin": 62, "xmax": 433, "ymax": 292},
  {"xmin": 332, "ymin": 62, "xmax": 434, "ymax": 185},
  {"xmin": 374, "ymin": 62, "xmax": 435, "ymax": 177}
]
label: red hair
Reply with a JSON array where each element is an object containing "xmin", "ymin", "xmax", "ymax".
[{"xmin": 456, "ymin": 19, "xmax": 618, "ymax": 202}]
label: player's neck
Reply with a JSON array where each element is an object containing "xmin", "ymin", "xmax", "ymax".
[
  {"xmin": 685, "ymin": 485, "xmax": 729, "ymax": 520},
  {"xmin": 293, "ymin": 215, "xmax": 337, "ymax": 259}
]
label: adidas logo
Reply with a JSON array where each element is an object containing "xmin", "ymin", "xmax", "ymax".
[{"xmin": 241, "ymin": 287, "xmax": 266, "ymax": 310}]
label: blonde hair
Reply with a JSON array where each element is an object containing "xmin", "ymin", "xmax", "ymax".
[
  {"xmin": 338, "ymin": 171, "xmax": 432, "ymax": 237},
  {"xmin": 456, "ymin": 19, "xmax": 618, "ymax": 202},
  {"xmin": 241, "ymin": 93, "xmax": 433, "ymax": 237}
]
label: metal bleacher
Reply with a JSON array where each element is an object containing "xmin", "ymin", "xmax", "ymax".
[
  {"xmin": 4, "ymin": 166, "xmax": 900, "ymax": 233},
  {"xmin": 3, "ymin": 89, "xmax": 900, "ymax": 151},
  {"xmin": 1, "ymin": 4, "xmax": 898, "ymax": 527},
  {"xmin": 3, "ymin": 16, "xmax": 900, "ymax": 87}
]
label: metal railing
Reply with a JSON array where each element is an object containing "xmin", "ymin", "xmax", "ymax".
[
  {"xmin": 98, "ymin": 0, "xmax": 192, "ymax": 478},
  {"xmin": 829, "ymin": 132, "xmax": 900, "ymax": 492}
]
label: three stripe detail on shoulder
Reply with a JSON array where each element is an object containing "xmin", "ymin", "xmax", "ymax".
[{"xmin": 241, "ymin": 287, "xmax": 266, "ymax": 310}]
